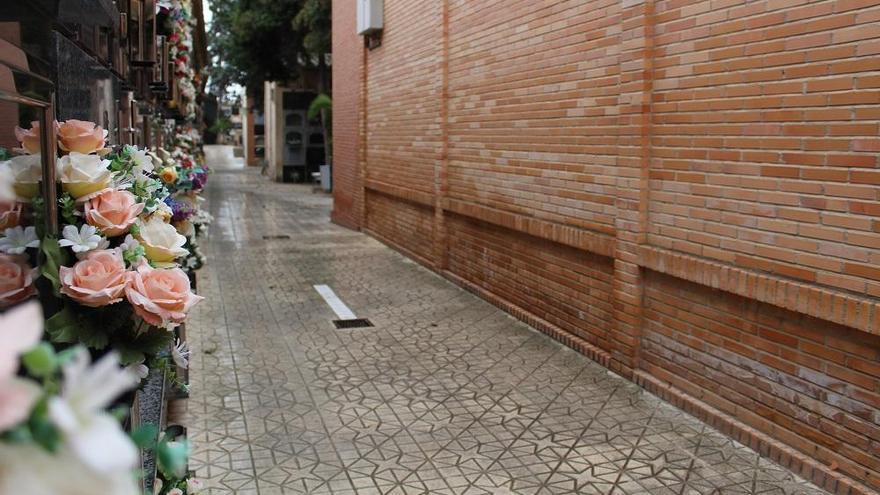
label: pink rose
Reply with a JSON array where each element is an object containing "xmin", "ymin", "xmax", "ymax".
[
  {"xmin": 0, "ymin": 254, "xmax": 37, "ymax": 309},
  {"xmin": 13, "ymin": 121, "xmax": 42, "ymax": 154},
  {"xmin": 57, "ymin": 120, "xmax": 107, "ymax": 154},
  {"xmin": 84, "ymin": 190, "xmax": 145, "ymax": 237},
  {"xmin": 125, "ymin": 263, "xmax": 203, "ymax": 327},
  {"xmin": 59, "ymin": 250, "xmax": 127, "ymax": 307},
  {"xmin": 0, "ymin": 202, "xmax": 22, "ymax": 230},
  {"xmin": 0, "ymin": 302, "xmax": 43, "ymax": 431}
]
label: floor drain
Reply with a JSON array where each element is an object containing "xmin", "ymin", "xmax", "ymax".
[
  {"xmin": 333, "ymin": 319, "xmax": 374, "ymax": 329},
  {"xmin": 262, "ymin": 235, "xmax": 291, "ymax": 240}
]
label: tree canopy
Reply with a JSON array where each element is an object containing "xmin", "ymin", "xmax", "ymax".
[{"xmin": 208, "ymin": 0, "xmax": 330, "ymax": 96}]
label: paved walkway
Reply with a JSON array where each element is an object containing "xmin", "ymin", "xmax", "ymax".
[{"xmin": 179, "ymin": 147, "xmax": 828, "ymax": 494}]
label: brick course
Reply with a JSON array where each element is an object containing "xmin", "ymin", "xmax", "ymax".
[{"xmin": 332, "ymin": 0, "xmax": 880, "ymax": 492}]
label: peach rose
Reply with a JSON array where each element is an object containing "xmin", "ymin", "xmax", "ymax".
[
  {"xmin": 125, "ymin": 262, "xmax": 203, "ymax": 328},
  {"xmin": 84, "ymin": 190, "xmax": 145, "ymax": 237},
  {"xmin": 0, "ymin": 202, "xmax": 21, "ymax": 230},
  {"xmin": 13, "ymin": 121, "xmax": 42, "ymax": 154},
  {"xmin": 57, "ymin": 120, "xmax": 107, "ymax": 155},
  {"xmin": 59, "ymin": 250, "xmax": 127, "ymax": 307},
  {"xmin": 0, "ymin": 254, "xmax": 37, "ymax": 309}
]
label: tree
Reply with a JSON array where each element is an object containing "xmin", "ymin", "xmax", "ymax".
[
  {"xmin": 208, "ymin": 0, "xmax": 312, "ymax": 97},
  {"xmin": 307, "ymin": 93, "xmax": 331, "ymax": 166},
  {"xmin": 293, "ymin": 0, "xmax": 331, "ymax": 62}
]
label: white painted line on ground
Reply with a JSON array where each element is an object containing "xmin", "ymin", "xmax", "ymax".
[{"xmin": 313, "ymin": 285, "xmax": 358, "ymax": 320}]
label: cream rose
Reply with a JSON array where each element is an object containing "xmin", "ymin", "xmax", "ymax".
[
  {"xmin": 0, "ymin": 254, "xmax": 37, "ymax": 309},
  {"xmin": 125, "ymin": 262, "xmax": 203, "ymax": 327},
  {"xmin": 84, "ymin": 190, "xmax": 145, "ymax": 237},
  {"xmin": 59, "ymin": 250, "xmax": 127, "ymax": 307},
  {"xmin": 57, "ymin": 152, "xmax": 112, "ymax": 199},
  {"xmin": 58, "ymin": 120, "xmax": 107, "ymax": 155},
  {"xmin": 8, "ymin": 154, "xmax": 42, "ymax": 200},
  {"xmin": 136, "ymin": 218, "xmax": 188, "ymax": 265},
  {"xmin": 0, "ymin": 202, "xmax": 22, "ymax": 230},
  {"xmin": 13, "ymin": 121, "xmax": 42, "ymax": 154}
]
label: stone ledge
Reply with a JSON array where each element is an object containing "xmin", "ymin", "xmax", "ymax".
[
  {"xmin": 442, "ymin": 198, "xmax": 616, "ymax": 258},
  {"xmin": 640, "ymin": 246, "xmax": 880, "ymax": 337},
  {"xmin": 365, "ymin": 179, "xmax": 435, "ymax": 208}
]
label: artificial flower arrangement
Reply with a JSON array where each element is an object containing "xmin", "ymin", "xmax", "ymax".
[
  {"xmin": 0, "ymin": 301, "xmax": 206, "ymax": 495},
  {"xmin": 154, "ymin": 124, "xmax": 212, "ymax": 273},
  {"xmin": 0, "ymin": 119, "xmax": 203, "ymax": 371},
  {"xmin": 159, "ymin": 0, "xmax": 199, "ymax": 121}
]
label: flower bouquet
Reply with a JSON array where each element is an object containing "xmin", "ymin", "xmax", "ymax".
[
  {"xmin": 0, "ymin": 120, "xmax": 203, "ymax": 371},
  {"xmin": 0, "ymin": 302, "xmax": 206, "ymax": 495}
]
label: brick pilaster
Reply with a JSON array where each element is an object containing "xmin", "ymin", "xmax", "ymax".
[
  {"xmin": 611, "ymin": 0, "xmax": 653, "ymax": 376},
  {"xmin": 433, "ymin": 0, "xmax": 450, "ymax": 269}
]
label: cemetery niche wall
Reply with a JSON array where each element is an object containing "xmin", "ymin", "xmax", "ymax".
[{"xmin": 0, "ymin": 1, "xmax": 210, "ymax": 494}]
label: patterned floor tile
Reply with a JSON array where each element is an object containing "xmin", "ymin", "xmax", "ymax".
[{"xmin": 176, "ymin": 151, "xmax": 830, "ymax": 495}]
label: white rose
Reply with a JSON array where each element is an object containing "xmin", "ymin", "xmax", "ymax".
[
  {"xmin": 57, "ymin": 152, "xmax": 111, "ymax": 199},
  {"xmin": 167, "ymin": 489, "xmax": 183, "ymax": 495},
  {"xmin": 8, "ymin": 154, "xmax": 42, "ymax": 200},
  {"xmin": 136, "ymin": 217, "xmax": 189, "ymax": 266}
]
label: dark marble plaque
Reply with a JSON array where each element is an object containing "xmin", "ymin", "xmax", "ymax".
[{"xmin": 52, "ymin": 32, "xmax": 120, "ymax": 144}]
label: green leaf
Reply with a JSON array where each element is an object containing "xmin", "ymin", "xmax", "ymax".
[
  {"xmin": 156, "ymin": 438, "xmax": 190, "ymax": 479},
  {"xmin": 45, "ymin": 306, "xmax": 80, "ymax": 343},
  {"xmin": 130, "ymin": 424, "xmax": 159, "ymax": 449},
  {"xmin": 45, "ymin": 305, "xmax": 111, "ymax": 350},
  {"xmin": 22, "ymin": 342, "xmax": 57, "ymax": 377},
  {"xmin": 40, "ymin": 237, "xmax": 70, "ymax": 297},
  {"xmin": 112, "ymin": 325, "xmax": 173, "ymax": 365},
  {"xmin": 29, "ymin": 413, "xmax": 61, "ymax": 453}
]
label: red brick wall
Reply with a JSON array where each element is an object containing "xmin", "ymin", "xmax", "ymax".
[
  {"xmin": 447, "ymin": 0, "xmax": 621, "ymax": 232},
  {"xmin": 366, "ymin": 190, "xmax": 435, "ymax": 263},
  {"xmin": 643, "ymin": 271, "xmax": 880, "ymax": 488},
  {"xmin": 651, "ymin": 0, "xmax": 880, "ymax": 299},
  {"xmin": 447, "ymin": 215, "xmax": 615, "ymax": 349},
  {"xmin": 330, "ymin": 0, "xmax": 362, "ymax": 229},
  {"xmin": 332, "ymin": 1, "xmax": 880, "ymax": 492}
]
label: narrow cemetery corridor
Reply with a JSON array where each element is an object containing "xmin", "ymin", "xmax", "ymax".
[{"xmin": 176, "ymin": 147, "xmax": 829, "ymax": 495}]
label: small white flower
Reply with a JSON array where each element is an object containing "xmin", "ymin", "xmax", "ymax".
[
  {"xmin": 125, "ymin": 360, "xmax": 149, "ymax": 380},
  {"xmin": 171, "ymin": 339, "xmax": 190, "ymax": 370},
  {"xmin": 118, "ymin": 234, "xmax": 145, "ymax": 264},
  {"xmin": 132, "ymin": 148, "xmax": 154, "ymax": 175},
  {"xmin": 167, "ymin": 488, "xmax": 183, "ymax": 495},
  {"xmin": 47, "ymin": 349, "xmax": 140, "ymax": 473},
  {"xmin": 0, "ymin": 226, "xmax": 39, "ymax": 254},
  {"xmin": 58, "ymin": 224, "xmax": 105, "ymax": 254},
  {"xmin": 119, "ymin": 234, "xmax": 141, "ymax": 252}
]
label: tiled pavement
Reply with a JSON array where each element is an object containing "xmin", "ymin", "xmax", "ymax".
[{"xmin": 175, "ymin": 147, "xmax": 829, "ymax": 494}]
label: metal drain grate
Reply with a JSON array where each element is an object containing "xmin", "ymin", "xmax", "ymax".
[
  {"xmin": 263, "ymin": 235, "xmax": 291, "ymax": 240},
  {"xmin": 333, "ymin": 318, "xmax": 374, "ymax": 329}
]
